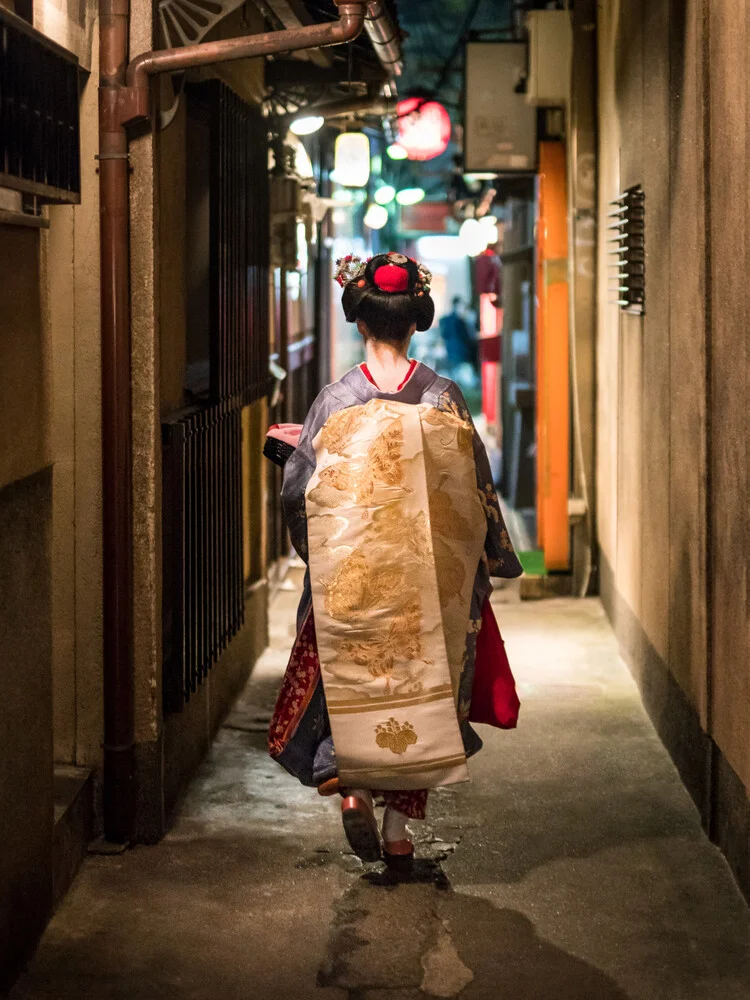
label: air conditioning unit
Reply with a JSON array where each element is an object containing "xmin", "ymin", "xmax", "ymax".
[{"xmin": 526, "ymin": 10, "xmax": 572, "ymax": 107}]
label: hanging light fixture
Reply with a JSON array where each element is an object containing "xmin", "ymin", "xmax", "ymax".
[
  {"xmin": 396, "ymin": 97, "xmax": 452, "ymax": 161},
  {"xmin": 395, "ymin": 187, "xmax": 425, "ymax": 206},
  {"xmin": 386, "ymin": 142, "xmax": 408, "ymax": 161},
  {"xmin": 363, "ymin": 203, "xmax": 389, "ymax": 230},
  {"xmin": 374, "ymin": 184, "xmax": 396, "ymax": 205},
  {"xmin": 290, "ymin": 115, "xmax": 324, "ymax": 136},
  {"xmin": 459, "ymin": 218, "xmax": 487, "ymax": 257},
  {"xmin": 334, "ymin": 131, "xmax": 370, "ymax": 188}
]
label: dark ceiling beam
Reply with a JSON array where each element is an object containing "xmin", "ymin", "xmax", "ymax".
[
  {"xmin": 260, "ymin": 0, "xmax": 332, "ymax": 66},
  {"xmin": 265, "ymin": 57, "xmax": 387, "ymax": 87}
]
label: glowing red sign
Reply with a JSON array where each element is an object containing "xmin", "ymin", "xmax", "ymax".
[{"xmin": 397, "ymin": 97, "xmax": 452, "ymax": 162}]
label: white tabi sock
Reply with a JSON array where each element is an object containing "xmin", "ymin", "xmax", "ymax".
[{"xmin": 382, "ymin": 805, "xmax": 410, "ymax": 843}]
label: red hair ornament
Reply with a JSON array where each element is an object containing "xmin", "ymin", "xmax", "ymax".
[{"xmin": 373, "ymin": 263, "xmax": 409, "ymax": 293}]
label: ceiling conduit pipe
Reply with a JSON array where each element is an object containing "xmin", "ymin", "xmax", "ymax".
[
  {"xmin": 287, "ymin": 92, "xmax": 396, "ymax": 125},
  {"xmin": 364, "ymin": 0, "xmax": 402, "ymax": 79},
  {"xmin": 98, "ymin": 0, "xmax": 367, "ymax": 844}
]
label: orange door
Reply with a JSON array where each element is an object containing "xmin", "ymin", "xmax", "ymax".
[{"xmin": 536, "ymin": 142, "xmax": 570, "ymax": 571}]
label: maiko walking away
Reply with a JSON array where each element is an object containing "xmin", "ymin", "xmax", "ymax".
[{"xmin": 264, "ymin": 251, "xmax": 522, "ymax": 864}]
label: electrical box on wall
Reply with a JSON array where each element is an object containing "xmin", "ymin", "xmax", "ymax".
[
  {"xmin": 464, "ymin": 42, "xmax": 537, "ymax": 174},
  {"xmin": 526, "ymin": 10, "xmax": 572, "ymax": 107}
]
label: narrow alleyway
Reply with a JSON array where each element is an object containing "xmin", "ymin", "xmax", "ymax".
[{"xmin": 11, "ymin": 579, "xmax": 750, "ymax": 1000}]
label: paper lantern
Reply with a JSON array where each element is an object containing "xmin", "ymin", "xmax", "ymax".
[
  {"xmin": 334, "ymin": 131, "xmax": 370, "ymax": 187},
  {"xmin": 397, "ymin": 97, "xmax": 451, "ymax": 162}
]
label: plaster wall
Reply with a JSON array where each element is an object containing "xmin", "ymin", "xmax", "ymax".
[
  {"xmin": 34, "ymin": 0, "xmax": 96, "ymax": 69},
  {"xmin": 44, "ymin": 47, "xmax": 104, "ymax": 768},
  {"xmin": 596, "ymin": 0, "xmax": 749, "ymax": 896}
]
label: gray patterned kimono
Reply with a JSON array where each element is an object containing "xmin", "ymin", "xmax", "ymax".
[{"xmin": 276, "ymin": 362, "xmax": 523, "ymax": 787}]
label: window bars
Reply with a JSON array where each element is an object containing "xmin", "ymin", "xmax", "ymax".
[
  {"xmin": 0, "ymin": 8, "xmax": 81, "ymax": 203},
  {"xmin": 161, "ymin": 82, "xmax": 270, "ymax": 712},
  {"xmin": 608, "ymin": 185, "xmax": 644, "ymax": 315}
]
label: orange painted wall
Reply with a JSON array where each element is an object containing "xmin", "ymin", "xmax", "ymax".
[{"xmin": 535, "ymin": 142, "xmax": 570, "ymax": 571}]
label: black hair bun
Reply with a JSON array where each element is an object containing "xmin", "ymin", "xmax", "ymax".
[{"xmin": 341, "ymin": 251, "xmax": 435, "ymax": 337}]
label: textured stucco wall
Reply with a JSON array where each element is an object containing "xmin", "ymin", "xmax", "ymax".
[
  {"xmin": 596, "ymin": 0, "xmax": 749, "ymax": 891},
  {"xmin": 34, "ymin": 0, "xmax": 97, "ymax": 69},
  {"xmin": 43, "ymin": 41, "xmax": 104, "ymax": 769},
  {"xmin": 707, "ymin": 1, "xmax": 750, "ymax": 792}
]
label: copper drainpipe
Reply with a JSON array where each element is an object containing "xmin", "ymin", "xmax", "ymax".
[
  {"xmin": 98, "ymin": 0, "xmax": 367, "ymax": 842},
  {"xmin": 99, "ymin": 0, "xmax": 135, "ymax": 844}
]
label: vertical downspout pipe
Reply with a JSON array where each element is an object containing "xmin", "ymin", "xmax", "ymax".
[{"xmin": 99, "ymin": 0, "xmax": 135, "ymax": 843}]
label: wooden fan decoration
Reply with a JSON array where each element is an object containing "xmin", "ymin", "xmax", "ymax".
[{"xmin": 158, "ymin": 0, "xmax": 243, "ymax": 49}]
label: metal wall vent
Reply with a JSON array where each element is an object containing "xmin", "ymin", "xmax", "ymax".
[{"xmin": 608, "ymin": 185, "xmax": 644, "ymax": 315}]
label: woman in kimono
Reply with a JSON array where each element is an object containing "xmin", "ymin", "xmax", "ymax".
[{"xmin": 266, "ymin": 251, "xmax": 523, "ymax": 865}]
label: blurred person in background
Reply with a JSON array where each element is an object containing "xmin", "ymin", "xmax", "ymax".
[{"xmin": 439, "ymin": 296, "xmax": 479, "ymax": 387}]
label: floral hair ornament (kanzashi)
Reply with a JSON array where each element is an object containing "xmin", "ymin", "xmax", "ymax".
[
  {"xmin": 415, "ymin": 260, "xmax": 432, "ymax": 295},
  {"xmin": 334, "ymin": 254, "xmax": 367, "ymax": 287}
]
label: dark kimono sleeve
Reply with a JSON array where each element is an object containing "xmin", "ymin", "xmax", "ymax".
[
  {"xmin": 280, "ymin": 388, "xmax": 332, "ymax": 563},
  {"xmin": 437, "ymin": 383, "xmax": 524, "ymax": 580}
]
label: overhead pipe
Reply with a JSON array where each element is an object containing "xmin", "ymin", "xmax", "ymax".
[
  {"xmin": 364, "ymin": 0, "xmax": 402, "ymax": 79},
  {"xmin": 314, "ymin": 94, "xmax": 396, "ymax": 119},
  {"xmin": 98, "ymin": 0, "xmax": 367, "ymax": 842},
  {"xmin": 284, "ymin": 92, "xmax": 396, "ymax": 129},
  {"xmin": 123, "ymin": 1, "xmax": 368, "ymax": 124}
]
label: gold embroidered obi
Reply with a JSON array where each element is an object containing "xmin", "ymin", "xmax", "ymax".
[{"xmin": 305, "ymin": 398, "xmax": 487, "ymax": 790}]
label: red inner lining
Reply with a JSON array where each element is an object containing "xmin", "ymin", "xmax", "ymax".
[{"xmin": 360, "ymin": 358, "xmax": 418, "ymax": 392}]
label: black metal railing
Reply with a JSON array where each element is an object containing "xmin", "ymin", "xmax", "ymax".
[
  {"xmin": 162, "ymin": 406, "xmax": 244, "ymax": 711},
  {"xmin": 162, "ymin": 81, "xmax": 270, "ymax": 711},
  {"xmin": 0, "ymin": 7, "xmax": 81, "ymax": 203}
]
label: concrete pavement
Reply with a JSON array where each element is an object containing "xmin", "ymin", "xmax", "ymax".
[{"xmin": 10, "ymin": 582, "xmax": 750, "ymax": 999}]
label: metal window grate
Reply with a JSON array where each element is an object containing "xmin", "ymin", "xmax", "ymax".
[
  {"xmin": 0, "ymin": 8, "xmax": 81, "ymax": 203},
  {"xmin": 162, "ymin": 82, "xmax": 270, "ymax": 712},
  {"xmin": 211, "ymin": 81, "xmax": 270, "ymax": 406},
  {"xmin": 162, "ymin": 406, "xmax": 244, "ymax": 711},
  {"xmin": 608, "ymin": 185, "xmax": 644, "ymax": 315}
]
